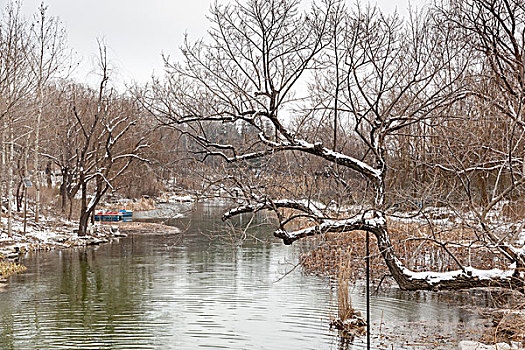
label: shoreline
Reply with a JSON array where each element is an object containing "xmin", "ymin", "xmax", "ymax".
[
  {"xmin": 1, "ymin": 199, "xmax": 524, "ymax": 348},
  {"xmin": 0, "ymin": 220, "xmax": 181, "ymax": 281}
]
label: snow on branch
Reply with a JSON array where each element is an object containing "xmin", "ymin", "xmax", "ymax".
[
  {"xmin": 246, "ymin": 134, "xmax": 382, "ymax": 182},
  {"xmin": 222, "ymin": 199, "xmax": 328, "ymax": 221},
  {"xmin": 399, "ymin": 262, "xmax": 517, "ymax": 286},
  {"xmin": 274, "ymin": 212, "xmax": 386, "ymax": 245},
  {"xmin": 433, "ymin": 160, "xmax": 522, "ymax": 175},
  {"xmin": 291, "ymin": 139, "xmax": 382, "ymax": 181}
]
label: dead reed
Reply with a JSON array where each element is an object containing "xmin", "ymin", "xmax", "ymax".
[
  {"xmin": 336, "ymin": 255, "xmax": 355, "ymax": 322},
  {"xmin": 300, "ymin": 219, "xmax": 512, "ymax": 283}
]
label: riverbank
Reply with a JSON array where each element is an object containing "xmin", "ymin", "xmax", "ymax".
[
  {"xmin": 0, "ymin": 213, "xmax": 122, "ymax": 255},
  {"xmin": 0, "ymin": 202, "xmax": 490, "ymax": 350},
  {"xmin": 0, "ymin": 216, "xmax": 183, "ymax": 251},
  {"xmin": 0, "ymin": 194, "xmax": 191, "ymax": 280},
  {"xmin": 2, "ymin": 200, "xmax": 521, "ymax": 349}
]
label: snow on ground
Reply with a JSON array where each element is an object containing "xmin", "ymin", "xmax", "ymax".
[
  {"xmin": 459, "ymin": 340, "xmax": 523, "ymax": 350},
  {"xmin": 167, "ymin": 194, "xmax": 195, "ymax": 203},
  {"xmin": 0, "ymin": 190, "xmax": 197, "ymax": 265},
  {"xmin": 0, "ymin": 213, "xmax": 137, "ymax": 258}
]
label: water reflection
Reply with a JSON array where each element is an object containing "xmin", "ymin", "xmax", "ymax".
[{"xmin": 0, "ymin": 202, "xmax": 486, "ymax": 349}]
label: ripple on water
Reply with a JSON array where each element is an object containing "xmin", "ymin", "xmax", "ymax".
[{"xmin": 0, "ymin": 204, "xmax": 487, "ymax": 350}]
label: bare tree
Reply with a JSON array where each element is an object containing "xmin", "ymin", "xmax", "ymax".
[
  {"xmin": 43, "ymin": 45, "xmax": 148, "ymax": 235},
  {"xmin": 0, "ymin": 1, "xmax": 34, "ymax": 236},
  {"xmin": 28, "ymin": 2, "xmax": 68, "ymax": 222},
  {"xmin": 148, "ymin": 0, "xmax": 524, "ymax": 291}
]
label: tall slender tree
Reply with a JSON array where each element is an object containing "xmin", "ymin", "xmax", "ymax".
[{"xmin": 29, "ymin": 2, "xmax": 68, "ymax": 222}]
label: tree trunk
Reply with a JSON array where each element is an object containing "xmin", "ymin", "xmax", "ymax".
[
  {"xmin": 78, "ymin": 210, "xmax": 90, "ymax": 236},
  {"xmin": 276, "ymin": 213, "xmax": 524, "ymax": 292},
  {"xmin": 68, "ymin": 196, "xmax": 73, "ymax": 221},
  {"xmin": 59, "ymin": 167, "xmax": 71, "ymax": 213},
  {"xmin": 78, "ymin": 175, "xmax": 87, "ymax": 236},
  {"xmin": 34, "ymin": 80, "xmax": 43, "ymax": 223},
  {"xmin": 78, "ymin": 187, "xmax": 106, "ymax": 236},
  {"xmin": 59, "ymin": 180, "xmax": 66, "ymax": 213},
  {"xmin": 7, "ymin": 118, "xmax": 14, "ymax": 236},
  {"xmin": 16, "ymin": 180, "xmax": 22, "ymax": 212},
  {"xmin": 46, "ymin": 162, "xmax": 52, "ymax": 188},
  {"xmin": 0, "ymin": 124, "xmax": 4, "ymax": 221},
  {"xmin": 372, "ymin": 223, "xmax": 524, "ymax": 292}
]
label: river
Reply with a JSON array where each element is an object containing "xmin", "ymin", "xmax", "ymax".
[{"xmin": 0, "ymin": 202, "xmax": 487, "ymax": 349}]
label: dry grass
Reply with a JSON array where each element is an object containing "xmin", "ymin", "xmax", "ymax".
[
  {"xmin": 300, "ymin": 229, "xmax": 388, "ymax": 282},
  {"xmin": 119, "ymin": 221, "xmax": 181, "ymax": 235},
  {"xmin": 490, "ymin": 310, "xmax": 525, "ymax": 343},
  {"xmin": 327, "ymin": 253, "xmax": 368, "ymax": 337},
  {"xmin": 502, "ymin": 200, "xmax": 525, "ymax": 221},
  {"xmin": 121, "ymin": 197, "xmax": 156, "ymax": 211},
  {"xmin": 300, "ymin": 219, "xmax": 511, "ymax": 284},
  {"xmin": 0, "ymin": 260, "xmax": 27, "ymax": 279},
  {"xmin": 336, "ymin": 256, "xmax": 355, "ymax": 322},
  {"xmin": 479, "ymin": 292, "xmax": 525, "ymax": 345},
  {"xmin": 477, "ymin": 308, "xmax": 525, "ymax": 346}
]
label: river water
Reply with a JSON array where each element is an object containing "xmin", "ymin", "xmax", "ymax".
[{"xmin": 0, "ymin": 202, "xmax": 487, "ymax": 349}]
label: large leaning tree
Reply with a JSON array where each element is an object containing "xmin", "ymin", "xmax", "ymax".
[{"xmin": 145, "ymin": 0, "xmax": 525, "ymax": 291}]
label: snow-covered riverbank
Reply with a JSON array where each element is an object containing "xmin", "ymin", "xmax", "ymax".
[{"xmin": 0, "ymin": 194, "xmax": 193, "ymax": 269}]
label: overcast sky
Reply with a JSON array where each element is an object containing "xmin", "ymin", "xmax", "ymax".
[{"xmin": 0, "ymin": 0, "xmax": 427, "ymax": 87}]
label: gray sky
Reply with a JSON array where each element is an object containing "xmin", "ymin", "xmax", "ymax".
[{"xmin": 0, "ymin": 0, "xmax": 426, "ymax": 86}]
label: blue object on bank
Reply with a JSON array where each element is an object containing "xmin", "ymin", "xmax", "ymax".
[{"xmin": 94, "ymin": 210, "xmax": 133, "ymax": 222}]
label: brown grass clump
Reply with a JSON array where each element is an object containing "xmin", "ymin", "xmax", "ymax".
[
  {"xmin": 99, "ymin": 197, "xmax": 156, "ymax": 213},
  {"xmin": 502, "ymin": 200, "xmax": 525, "ymax": 221},
  {"xmin": 0, "ymin": 260, "xmax": 27, "ymax": 279},
  {"xmin": 119, "ymin": 221, "xmax": 181, "ymax": 235},
  {"xmin": 479, "ymin": 308, "xmax": 525, "ymax": 345},
  {"xmin": 387, "ymin": 220, "xmax": 509, "ymax": 272},
  {"xmin": 125, "ymin": 197, "xmax": 156, "ymax": 211},
  {"xmin": 336, "ymin": 256, "xmax": 355, "ymax": 322},
  {"xmin": 492, "ymin": 311, "xmax": 525, "ymax": 343},
  {"xmin": 329, "ymin": 256, "xmax": 367, "ymax": 336}
]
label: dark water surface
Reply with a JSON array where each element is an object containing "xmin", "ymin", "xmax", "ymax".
[{"xmin": 0, "ymin": 203, "xmax": 485, "ymax": 349}]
